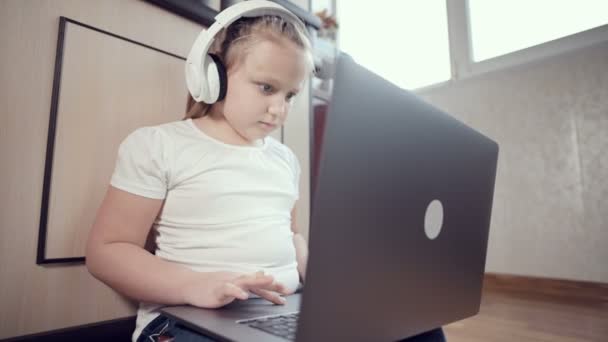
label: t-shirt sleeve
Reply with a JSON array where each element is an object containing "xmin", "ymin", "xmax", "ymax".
[{"xmin": 110, "ymin": 127, "xmax": 169, "ymax": 199}]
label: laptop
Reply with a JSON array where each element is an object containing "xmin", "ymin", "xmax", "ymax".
[{"xmin": 161, "ymin": 53, "xmax": 499, "ymax": 341}]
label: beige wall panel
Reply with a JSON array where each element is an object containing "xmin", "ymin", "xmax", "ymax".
[
  {"xmin": 44, "ymin": 21, "xmax": 186, "ymax": 259},
  {"xmin": 205, "ymin": 0, "xmax": 221, "ymax": 11},
  {"xmin": 0, "ymin": 0, "xmax": 203, "ymax": 338},
  {"xmin": 1, "ymin": 0, "xmax": 315, "ymax": 338},
  {"xmin": 283, "ymin": 0, "xmax": 312, "ymax": 240},
  {"xmin": 284, "ymin": 79, "xmax": 312, "ymax": 240},
  {"xmin": 418, "ymin": 42, "xmax": 608, "ymax": 283}
]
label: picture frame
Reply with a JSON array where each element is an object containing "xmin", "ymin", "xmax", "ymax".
[{"xmin": 37, "ymin": 17, "xmax": 187, "ymax": 264}]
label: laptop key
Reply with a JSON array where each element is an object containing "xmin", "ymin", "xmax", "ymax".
[{"xmin": 238, "ymin": 312, "xmax": 299, "ymax": 340}]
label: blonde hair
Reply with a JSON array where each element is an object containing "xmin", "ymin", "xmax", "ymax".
[{"xmin": 185, "ymin": 15, "xmax": 314, "ymax": 119}]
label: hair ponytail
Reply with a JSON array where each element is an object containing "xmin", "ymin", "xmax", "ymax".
[{"xmin": 185, "ymin": 93, "xmax": 211, "ymax": 119}]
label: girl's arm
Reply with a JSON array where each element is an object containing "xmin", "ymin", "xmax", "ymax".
[
  {"xmin": 291, "ymin": 205, "xmax": 309, "ymax": 282},
  {"xmin": 86, "ymin": 186, "xmax": 289, "ymax": 308}
]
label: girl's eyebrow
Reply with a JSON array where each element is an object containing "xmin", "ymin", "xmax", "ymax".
[{"xmin": 255, "ymin": 75, "xmax": 300, "ymax": 93}]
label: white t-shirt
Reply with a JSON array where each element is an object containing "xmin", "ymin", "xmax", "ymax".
[{"xmin": 109, "ymin": 119, "xmax": 301, "ymax": 341}]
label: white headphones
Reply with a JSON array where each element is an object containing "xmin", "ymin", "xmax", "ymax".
[{"xmin": 185, "ymin": 0, "xmax": 303, "ymax": 104}]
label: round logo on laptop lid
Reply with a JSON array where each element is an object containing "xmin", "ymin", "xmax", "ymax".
[{"xmin": 424, "ymin": 199, "xmax": 444, "ymax": 240}]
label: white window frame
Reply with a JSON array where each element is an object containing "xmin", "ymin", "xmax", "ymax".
[
  {"xmin": 448, "ymin": 0, "xmax": 608, "ymax": 79},
  {"xmin": 417, "ymin": 0, "xmax": 608, "ymax": 91}
]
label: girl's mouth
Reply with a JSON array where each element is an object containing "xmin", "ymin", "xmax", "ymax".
[{"xmin": 259, "ymin": 122, "xmax": 277, "ymax": 129}]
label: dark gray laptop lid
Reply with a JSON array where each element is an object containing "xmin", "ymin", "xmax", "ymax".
[{"xmin": 296, "ymin": 53, "xmax": 499, "ymax": 341}]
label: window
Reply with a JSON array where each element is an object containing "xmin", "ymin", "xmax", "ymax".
[
  {"xmin": 337, "ymin": 0, "xmax": 451, "ymax": 90},
  {"xmin": 468, "ymin": 0, "xmax": 608, "ymax": 61}
]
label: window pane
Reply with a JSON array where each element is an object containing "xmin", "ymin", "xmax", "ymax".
[
  {"xmin": 469, "ymin": 0, "xmax": 608, "ymax": 61},
  {"xmin": 337, "ymin": 0, "xmax": 451, "ymax": 90}
]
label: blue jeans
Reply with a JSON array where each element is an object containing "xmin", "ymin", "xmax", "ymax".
[
  {"xmin": 137, "ymin": 315, "xmax": 215, "ymax": 342},
  {"xmin": 138, "ymin": 314, "xmax": 446, "ymax": 342}
]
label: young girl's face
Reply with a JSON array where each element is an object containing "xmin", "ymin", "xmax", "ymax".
[{"xmin": 218, "ymin": 37, "xmax": 308, "ymax": 144}]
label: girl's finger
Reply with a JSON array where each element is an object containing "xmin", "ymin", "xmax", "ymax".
[
  {"xmin": 234, "ymin": 274, "xmax": 274, "ymax": 288},
  {"xmin": 235, "ymin": 273, "xmax": 290, "ymax": 295},
  {"xmin": 223, "ymin": 282, "xmax": 249, "ymax": 301},
  {"xmin": 250, "ymin": 288, "xmax": 287, "ymax": 305},
  {"xmin": 256, "ymin": 279, "xmax": 290, "ymax": 295},
  {"xmin": 275, "ymin": 282, "xmax": 290, "ymax": 295}
]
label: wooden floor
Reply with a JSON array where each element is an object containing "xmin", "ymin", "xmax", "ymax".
[{"xmin": 443, "ymin": 282, "xmax": 608, "ymax": 341}]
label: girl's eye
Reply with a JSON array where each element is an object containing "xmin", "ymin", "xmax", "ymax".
[
  {"xmin": 259, "ymin": 84, "xmax": 273, "ymax": 93},
  {"xmin": 286, "ymin": 92, "xmax": 297, "ymax": 101}
]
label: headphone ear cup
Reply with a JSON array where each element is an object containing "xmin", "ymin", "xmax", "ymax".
[
  {"xmin": 186, "ymin": 53, "xmax": 226, "ymax": 104},
  {"xmin": 201, "ymin": 54, "xmax": 218, "ymax": 103},
  {"xmin": 208, "ymin": 53, "xmax": 228, "ymax": 102},
  {"xmin": 185, "ymin": 59, "xmax": 203, "ymax": 101}
]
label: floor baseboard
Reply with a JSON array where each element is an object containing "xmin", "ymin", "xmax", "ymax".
[{"xmin": 484, "ymin": 272, "xmax": 608, "ymax": 302}]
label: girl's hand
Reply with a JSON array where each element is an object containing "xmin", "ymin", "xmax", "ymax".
[{"xmin": 183, "ymin": 271, "xmax": 291, "ymax": 309}]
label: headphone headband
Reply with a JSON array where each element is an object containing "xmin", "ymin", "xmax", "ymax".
[{"xmin": 186, "ymin": 0, "xmax": 304, "ymax": 103}]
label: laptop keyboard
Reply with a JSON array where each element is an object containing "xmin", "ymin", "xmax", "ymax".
[{"xmin": 237, "ymin": 312, "xmax": 299, "ymax": 340}]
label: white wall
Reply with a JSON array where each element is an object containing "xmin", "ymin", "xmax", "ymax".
[{"xmin": 417, "ymin": 42, "xmax": 608, "ymax": 283}]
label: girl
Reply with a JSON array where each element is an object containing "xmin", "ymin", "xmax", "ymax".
[
  {"xmin": 86, "ymin": 2, "xmax": 445, "ymax": 341},
  {"xmin": 87, "ymin": 2, "xmax": 312, "ymax": 340}
]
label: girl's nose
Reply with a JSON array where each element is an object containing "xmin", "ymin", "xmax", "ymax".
[{"xmin": 268, "ymin": 99, "xmax": 288, "ymax": 118}]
